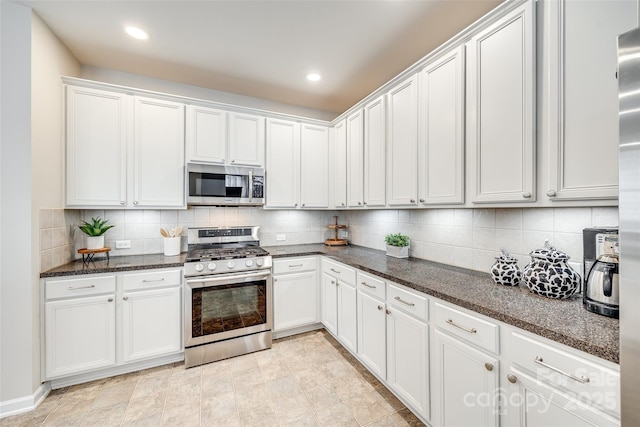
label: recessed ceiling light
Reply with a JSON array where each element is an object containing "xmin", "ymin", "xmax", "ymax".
[
  {"xmin": 125, "ymin": 26, "xmax": 149, "ymax": 40},
  {"xmin": 306, "ymin": 73, "xmax": 322, "ymax": 82}
]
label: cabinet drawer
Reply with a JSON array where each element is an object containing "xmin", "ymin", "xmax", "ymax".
[
  {"xmin": 357, "ymin": 271, "xmax": 385, "ymax": 300},
  {"xmin": 511, "ymin": 332, "xmax": 620, "ymax": 416},
  {"xmin": 322, "ymin": 259, "xmax": 356, "ymax": 285},
  {"xmin": 433, "ymin": 302, "xmax": 499, "ymax": 353},
  {"xmin": 46, "ymin": 275, "xmax": 116, "ymax": 300},
  {"xmin": 387, "ymin": 284, "xmax": 428, "ymax": 322},
  {"xmin": 123, "ymin": 269, "xmax": 182, "ymax": 291},
  {"xmin": 273, "ymin": 257, "xmax": 317, "ymax": 274}
]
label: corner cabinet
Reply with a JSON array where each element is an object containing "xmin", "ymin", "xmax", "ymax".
[
  {"xmin": 65, "ymin": 82, "xmax": 186, "ymax": 209},
  {"xmin": 363, "ymin": 95, "xmax": 387, "ymax": 208},
  {"xmin": 332, "ymin": 119, "xmax": 348, "ymax": 208},
  {"xmin": 466, "ymin": 0, "xmax": 536, "ymax": 203},
  {"xmin": 545, "ymin": 0, "xmax": 637, "ymax": 201},
  {"xmin": 346, "ymin": 109, "xmax": 365, "ymax": 207}
]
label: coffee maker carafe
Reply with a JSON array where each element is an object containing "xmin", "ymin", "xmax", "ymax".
[{"xmin": 583, "ymin": 228, "xmax": 619, "ymax": 318}]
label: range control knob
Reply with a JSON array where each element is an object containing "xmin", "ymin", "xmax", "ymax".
[
  {"xmin": 195, "ymin": 263, "xmax": 204, "ymax": 272},
  {"xmin": 256, "ymin": 258, "xmax": 264, "ymax": 267},
  {"xmin": 207, "ymin": 262, "xmax": 216, "ymax": 271},
  {"xmin": 226, "ymin": 261, "xmax": 236, "ymax": 269},
  {"xmin": 245, "ymin": 259, "xmax": 254, "ymax": 267}
]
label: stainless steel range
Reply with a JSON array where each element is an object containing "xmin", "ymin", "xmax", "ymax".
[{"xmin": 183, "ymin": 226, "xmax": 273, "ymax": 368}]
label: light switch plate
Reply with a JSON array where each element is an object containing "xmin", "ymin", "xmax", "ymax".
[
  {"xmin": 276, "ymin": 234, "xmax": 286, "ymax": 241},
  {"xmin": 115, "ymin": 240, "xmax": 131, "ymax": 249}
]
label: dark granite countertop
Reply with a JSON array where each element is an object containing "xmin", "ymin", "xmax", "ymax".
[
  {"xmin": 265, "ymin": 244, "xmax": 620, "ymax": 364},
  {"xmin": 40, "ymin": 244, "xmax": 619, "ymax": 364}
]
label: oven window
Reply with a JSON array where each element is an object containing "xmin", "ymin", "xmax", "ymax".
[{"xmin": 191, "ymin": 280, "xmax": 267, "ymax": 337}]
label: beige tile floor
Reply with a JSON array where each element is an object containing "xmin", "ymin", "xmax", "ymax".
[{"xmin": 1, "ymin": 330, "xmax": 425, "ymax": 427}]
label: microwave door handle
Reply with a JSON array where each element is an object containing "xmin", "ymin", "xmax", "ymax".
[{"xmin": 249, "ymin": 170, "xmax": 253, "ymax": 202}]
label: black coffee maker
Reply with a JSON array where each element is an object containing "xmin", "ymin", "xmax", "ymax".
[{"xmin": 583, "ymin": 227, "xmax": 619, "ymax": 318}]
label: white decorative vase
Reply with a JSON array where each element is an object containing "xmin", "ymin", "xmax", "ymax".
[
  {"xmin": 164, "ymin": 237, "xmax": 181, "ymax": 256},
  {"xmin": 386, "ymin": 244, "xmax": 409, "ymax": 259},
  {"xmin": 86, "ymin": 235, "xmax": 105, "ymax": 250}
]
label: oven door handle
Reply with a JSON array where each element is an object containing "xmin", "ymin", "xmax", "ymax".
[{"xmin": 186, "ymin": 270, "xmax": 271, "ymax": 288}]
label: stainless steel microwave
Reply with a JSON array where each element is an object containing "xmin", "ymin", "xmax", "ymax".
[{"xmin": 186, "ymin": 163, "xmax": 265, "ymax": 206}]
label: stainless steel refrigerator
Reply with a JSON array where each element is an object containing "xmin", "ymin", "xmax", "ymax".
[{"xmin": 618, "ymin": 27, "xmax": 640, "ymax": 426}]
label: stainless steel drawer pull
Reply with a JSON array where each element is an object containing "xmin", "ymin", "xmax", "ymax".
[
  {"xmin": 330, "ymin": 268, "xmax": 341, "ymax": 274},
  {"xmin": 394, "ymin": 296, "xmax": 415, "ymax": 307},
  {"xmin": 67, "ymin": 284, "xmax": 96, "ymax": 290},
  {"xmin": 446, "ymin": 318, "xmax": 477, "ymax": 334},
  {"xmin": 534, "ymin": 357, "xmax": 590, "ymax": 384},
  {"xmin": 289, "ymin": 264, "xmax": 304, "ymax": 268},
  {"xmin": 361, "ymin": 281, "xmax": 376, "ymax": 289},
  {"xmin": 142, "ymin": 278, "xmax": 165, "ymax": 283}
]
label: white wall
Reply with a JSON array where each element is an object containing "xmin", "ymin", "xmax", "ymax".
[{"xmin": 0, "ymin": 0, "xmax": 35, "ymax": 410}]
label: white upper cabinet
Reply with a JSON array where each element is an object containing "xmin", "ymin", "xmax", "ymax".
[
  {"xmin": 185, "ymin": 105, "xmax": 227, "ymax": 164},
  {"xmin": 332, "ymin": 119, "xmax": 348, "ymax": 208},
  {"xmin": 228, "ymin": 112, "xmax": 265, "ymax": 167},
  {"xmin": 364, "ymin": 95, "xmax": 387, "ymax": 207},
  {"xmin": 266, "ymin": 118, "xmax": 300, "ymax": 208},
  {"xmin": 133, "ymin": 96, "xmax": 185, "ymax": 207},
  {"xmin": 66, "ymin": 86, "xmax": 129, "ymax": 207},
  {"xmin": 466, "ymin": 0, "xmax": 536, "ymax": 203},
  {"xmin": 387, "ymin": 75, "xmax": 419, "ymax": 207},
  {"xmin": 545, "ymin": 0, "xmax": 637, "ymax": 201},
  {"xmin": 346, "ymin": 109, "xmax": 365, "ymax": 207},
  {"xmin": 300, "ymin": 124, "xmax": 329, "ymax": 208},
  {"xmin": 418, "ymin": 45, "xmax": 465, "ymax": 205}
]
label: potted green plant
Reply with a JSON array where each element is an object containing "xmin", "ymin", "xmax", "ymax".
[
  {"xmin": 79, "ymin": 217, "xmax": 115, "ymax": 250},
  {"xmin": 385, "ymin": 233, "xmax": 410, "ymax": 258}
]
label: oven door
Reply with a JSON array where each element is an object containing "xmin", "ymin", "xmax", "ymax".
[{"xmin": 184, "ymin": 270, "xmax": 272, "ymax": 347}]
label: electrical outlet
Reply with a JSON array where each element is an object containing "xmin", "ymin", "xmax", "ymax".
[
  {"xmin": 276, "ymin": 234, "xmax": 286, "ymax": 241},
  {"xmin": 115, "ymin": 240, "xmax": 131, "ymax": 249}
]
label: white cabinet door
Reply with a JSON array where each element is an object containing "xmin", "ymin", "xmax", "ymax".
[
  {"xmin": 333, "ymin": 119, "xmax": 348, "ymax": 208},
  {"xmin": 467, "ymin": 0, "xmax": 535, "ymax": 203},
  {"xmin": 321, "ymin": 272, "xmax": 339, "ymax": 336},
  {"xmin": 419, "ymin": 46, "xmax": 465, "ymax": 205},
  {"xmin": 266, "ymin": 118, "xmax": 300, "ymax": 208},
  {"xmin": 45, "ymin": 294, "xmax": 116, "ymax": 378},
  {"xmin": 503, "ymin": 368, "xmax": 619, "ymax": 427},
  {"xmin": 273, "ymin": 271, "xmax": 318, "ymax": 331},
  {"xmin": 185, "ymin": 104, "xmax": 227, "ymax": 164},
  {"xmin": 121, "ymin": 286, "xmax": 182, "ymax": 363},
  {"xmin": 337, "ymin": 280, "xmax": 358, "ymax": 354},
  {"xmin": 363, "ymin": 95, "xmax": 386, "ymax": 207},
  {"xmin": 133, "ymin": 96, "xmax": 185, "ymax": 207},
  {"xmin": 228, "ymin": 112, "xmax": 265, "ymax": 167},
  {"xmin": 300, "ymin": 124, "xmax": 329, "ymax": 208},
  {"xmin": 357, "ymin": 290, "xmax": 386, "ymax": 380},
  {"xmin": 346, "ymin": 109, "xmax": 364, "ymax": 207},
  {"xmin": 546, "ymin": 0, "xmax": 637, "ymax": 201},
  {"xmin": 387, "ymin": 75, "xmax": 419, "ymax": 207},
  {"xmin": 386, "ymin": 306, "xmax": 430, "ymax": 421},
  {"xmin": 65, "ymin": 85, "xmax": 129, "ymax": 207},
  {"xmin": 433, "ymin": 330, "xmax": 499, "ymax": 427}
]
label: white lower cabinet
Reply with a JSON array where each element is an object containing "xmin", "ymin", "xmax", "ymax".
[
  {"xmin": 433, "ymin": 330, "xmax": 499, "ymax": 427},
  {"xmin": 273, "ymin": 257, "xmax": 319, "ymax": 333},
  {"xmin": 357, "ymin": 286, "xmax": 386, "ymax": 379},
  {"xmin": 321, "ymin": 259, "xmax": 357, "ymax": 353},
  {"xmin": 43, "ymin": 268, "xmax": 183, "ymax": 381},
  {"xmin": 321, "ymin": 271, "xmax": 339, "ymax": 336}
]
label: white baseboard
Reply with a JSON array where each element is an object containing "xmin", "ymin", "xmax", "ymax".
[
  {"xmin": 272, "ymin": 323, "xmax": 323, "ymax": 340},
  {"xmin": 0, "ymin": 382, "xmax": 50, "ymax": 419}
]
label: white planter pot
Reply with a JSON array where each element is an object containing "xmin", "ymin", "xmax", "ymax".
[
  {"xmin": 86, "ymin": 235, "xmax": 105, "ymax": 250},
  {"xmin": 386, "ymin": 244, "xmax": 409, "ymax": 258}
]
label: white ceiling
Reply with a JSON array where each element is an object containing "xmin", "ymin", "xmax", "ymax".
[{"xmin": 22, "ymin": 0, "xmax": 503, "ymax": 115}]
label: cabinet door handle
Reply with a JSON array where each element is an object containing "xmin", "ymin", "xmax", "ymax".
[
  {"xmin": 120, "ymin": 201, "xmax": 125, "ymax": 205},
  {"xmin": 341, "ymin": 203, "xmax": 345, "ymax": 206},
  {"xmin": 484, "ymin": 362, "xmax": 494, "ymax": 372},
  {"xmin": 231, "ymin": 159, "xmax": 236, "ymax": 163},
  {"xmin": 294, "ymin": 203, "xmax": 298, "ymax": 207},
  {"xmin": 363, "ymin": 201, "xmax": 367, "ymax": 205},
  {"xmin": 410, "ymin": 199, "xmax": 416, "ymax": 203},
  {"xmin": 522, "ymin": 192, "xmax": 532, "ymax": 199},
  {"xmin": 142, "ymin": 278, "xmax": 165, "ymax": 283},
  {"xmin": 330, "ymin": 280, "xmax": 335, "ymax": 284},
  {"xmin": 547, "ymin": 190, "xmax": 557, "ymax": 197},
  {"xmin": 386, "ymin": 309, "xmax": 391, "ymax": 315},
  {"xmin": 533, "ymin": 356, "xmax": 590, "ymax": 383},
  {"xmin": 289, "ymin": 264, "xmax": 304, "ymax": 268},
  {"xmin": 419, "ymin": 198, "xmax": 425, "ymax": 203},
  {"xmin": 378, "ymin": 305, "xmax": 384, "ymax": 310},
  {"xmin": 507, "ymin": 374, "xmax": 517, "ymax": 384},
  {"xmin": 123, "ymin": 296, "xmax": 129, "ymax": 301},
  {"xmin": 357, "ymin": 202, "xmax": 362, "ymax": 206},
  {"xmin": 394, "ymin": 296, "xmax": 415, "ymax": 307},
  {"xmin": 330, "ymin": 268, "xmax": 340, "ymax": 274},
  {"xmin": 67, "ymin": 284, "xmax": 96, "ymax": 290},
  {"xmin": 361, "ymin": 281, "xmax": 376, "ymax": 289},
  {"xmin": 446, "ymin": 318, "xmax": 477, "ymax": 334},
  {"xmin": 108, "ymin": 298, "xmax": 113, "ymax": 302}
]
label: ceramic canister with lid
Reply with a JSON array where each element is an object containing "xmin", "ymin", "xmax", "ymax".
[
  {"xmin": 490, "ymin": 248, "xmax": 522, "ymax": 286},
  {"xmin": 522, "ymin": 240, "xmax": 581, "ymax": 299}
]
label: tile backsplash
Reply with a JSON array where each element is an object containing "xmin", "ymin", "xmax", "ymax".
[{"xmin": 39, "ymin": 206, "xmax": 618, "ymax": 277}]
